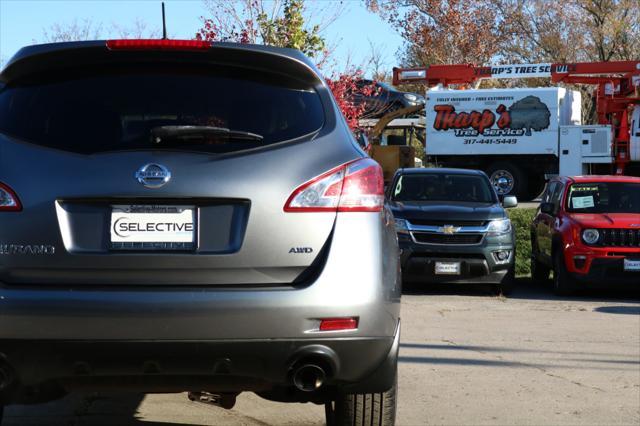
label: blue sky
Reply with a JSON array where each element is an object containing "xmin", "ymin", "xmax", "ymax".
[{"xmin": 0, "ymin": 0, "xmax": 404, "ymax": 75}]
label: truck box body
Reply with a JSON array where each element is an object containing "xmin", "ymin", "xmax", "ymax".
[{"xmin": 425, "ymin": 87, "xmax": 581, "ymax": 156}]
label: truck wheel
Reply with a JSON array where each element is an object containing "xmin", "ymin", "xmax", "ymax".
[
  {"xmin": 495, "ymin": 264, "xmax": 515, "ymax": 296},
  {"xmin": 553, "ymin": 252, "xmax": 576, "ymax": 296},
  {"xmin": 486, "ymin": 162, "xmax": 528, "ymax": 200},
  {"xmin": 327, "ymin": 375, "xmax": 397, "ymax": 426}
]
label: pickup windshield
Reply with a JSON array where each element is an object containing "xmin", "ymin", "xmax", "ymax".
[
  {"xmin": 0, "ymin": 64, "xmax": 323, "ymax": 154},
  {"xmin": 393, "ymin": 173, "xmax": 496, "ymax": 203},
  {"xmin": 566, "ymin": 182, "xmax": 640, "ymax": 213}
]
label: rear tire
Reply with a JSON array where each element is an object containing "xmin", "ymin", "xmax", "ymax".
[
  {"xmin": 327, "ymin": 375, "xmax": 397, "ymax": 426},
  {"xmin": 486, "ymin": 162, "xmax": 528, "ymax": 200},
  {"xmin": 553, "ymin": 251, "xmax": 576, "ymax": 296}
]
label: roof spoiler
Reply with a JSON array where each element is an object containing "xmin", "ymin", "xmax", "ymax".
[{"xmin": 0, "ymin": 40, "xmax": 324, "ymax": 86}]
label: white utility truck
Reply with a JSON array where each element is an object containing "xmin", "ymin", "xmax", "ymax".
[{"xmin": 424, "ymin": 87, "xmax": 618, "ymax": 199}]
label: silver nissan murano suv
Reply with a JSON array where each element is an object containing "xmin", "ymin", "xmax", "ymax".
[{"xmin": 0, "ymin": 39, "xmax": 400, "ymax": 425}]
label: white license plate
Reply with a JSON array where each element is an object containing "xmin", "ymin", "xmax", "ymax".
[
  {"xmin": 623, "ymin": 259, "xmax": 640, "ymax": 271},
  {"xmin": 110, "ymin": 205, "xmax": 196, "ymax": 248},
  {"xmin": 435, "ymin": 261, "xmax": 461, "ymax": 275}
]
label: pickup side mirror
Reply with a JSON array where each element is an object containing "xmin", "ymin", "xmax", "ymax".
[
  {"xmin": 540, "ymin": 202, "xmax": 554, "ymax": 215},
  {"xmin": 502, "ymin": 195, "xmax": 518, "ymax": 208}
]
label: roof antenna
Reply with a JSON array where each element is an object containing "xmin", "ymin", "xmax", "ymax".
[{"xmin": 161, "ymin": 2, "xmax": 167, "ymax": 39}]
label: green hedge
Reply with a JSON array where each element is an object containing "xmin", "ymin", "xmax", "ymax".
[{"xmin": 507, "ymin": 208, "xmax": 537, "ymax": 276}]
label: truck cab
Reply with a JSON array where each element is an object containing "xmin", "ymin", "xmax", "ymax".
[{"xmin": 388, "ymin": 168, "xmax": 517, "ymax": 294}]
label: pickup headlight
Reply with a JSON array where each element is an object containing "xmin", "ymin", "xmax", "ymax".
[
  {"xmin": 403, "ymin": 93, "xmax": 418, "ymax": 102},
  {"xmin": 394, "ymin": 218, "xmax": 410, "ymax": 234},
  {"xmin": 487, "ymin": 218, "xmax": 512, "ymax": 235},
  {"xmin": 582, "ymin": 228, "xmax": 600, "ymax": 245}
]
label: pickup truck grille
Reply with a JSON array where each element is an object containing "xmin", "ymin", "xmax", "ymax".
[
  {"xmin": 408, "ymin": 219, "xmax": 487, "ymax": 227},
  {"xmin": 412, "ymin": 232, "xmax": 483, "ymax": 245},
  {"xmin": 596, "ymin": 228, "xmax": 640, "ymax": 247}
]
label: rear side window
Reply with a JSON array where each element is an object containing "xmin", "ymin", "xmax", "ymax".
[
  {"xmin": 550, "ymin": 182, "xmax": 564, "ymax": 213},
  {"xmin": 0, "ymin": 65, "xmax": 324, "ymax": 154}
]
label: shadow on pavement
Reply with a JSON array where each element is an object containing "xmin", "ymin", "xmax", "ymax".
[
  {"xmin": 403, "ymin": 277, "xmax": 640, "ymax": 303},
  {"xmin": 399, "ymin": 342, "xmax": 639, "ymax": 358},
  {"xmin": 3, "ymin": 392, "xmax": 203, "ymax": 426},
  {"xmin": 397, "ymin": 354, "xmax": 635, "ymax": 371},
  {"xmin": 594, "ymin": 305, "xmax": 640, "ymax": 315}
]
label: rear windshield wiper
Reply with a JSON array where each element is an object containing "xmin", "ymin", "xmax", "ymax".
[{"xmin": 150, "ymin": 126, "xmax": 264, "ymax": 144}]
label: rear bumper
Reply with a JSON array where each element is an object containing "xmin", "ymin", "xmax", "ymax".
[{"xmin": 0, "ymin": 326, "xmax": 399, "ymax": 404}]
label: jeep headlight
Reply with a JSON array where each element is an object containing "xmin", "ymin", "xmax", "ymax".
[
  {"xmin": 582, "ymin": 228, "xmax": 600, "ymax": 245},
  {"xmin": 487, "ymin": 218, "xmax": 512, "ymax": 235},
  {"xmin": 394, "ymin": 218, "xmax": 410, "ymax": 234}
]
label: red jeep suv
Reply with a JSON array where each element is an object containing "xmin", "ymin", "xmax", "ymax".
[{"xmin": 531, "ymin": 175, "xmax": 640, "ymax": 295}]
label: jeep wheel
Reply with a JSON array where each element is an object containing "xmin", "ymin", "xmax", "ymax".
[
  {"xmin": 327, "ymin": 375, "xmax": 397, "ymax": 426},
  {"xmin": 553, "ymin": 252, "xmax": 576, "ymax": 296}
]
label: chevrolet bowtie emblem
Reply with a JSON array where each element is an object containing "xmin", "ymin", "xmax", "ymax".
[{"xmin": 439, "ymin": 225, "xmax": 461, "ymax": 234}]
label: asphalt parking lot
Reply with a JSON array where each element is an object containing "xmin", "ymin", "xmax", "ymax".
[{"xmin": 4, "ymin": 279, "xmax": 639, "ymax": 426}]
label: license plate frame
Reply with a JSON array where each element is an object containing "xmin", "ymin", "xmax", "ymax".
[
  {"xmin": 623, "ymin": 258, "xmax": 640, "ymax": 272},
  {"xmin": 110, "ymin": 205, "xmax": 197, "ymax": 251},
  {"xmin": 434, "ymin": 261, "xmax": 461, "ymax": 275}
]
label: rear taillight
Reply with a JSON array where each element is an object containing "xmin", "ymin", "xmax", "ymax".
[
  {"xmin": 106, "ymin": 39, "xmax": 213, "ymax": 51},
  {"xmin": 284, "ymin": 158, "xmax": 384, "ymax": 213},
  {"xmin": 0, "ymin": 183, "xmax": 21, "ymax": 211}
]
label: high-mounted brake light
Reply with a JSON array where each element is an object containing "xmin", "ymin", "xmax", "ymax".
[
  {"xmin": 0, "ymin": 183, "xmax": 22, "ymax": 212},
  {"xmin": 106, "ymin": 39, "xmax": 213, "ymax": 51},
  {"xmin": 284, "ymin": 158, "xmax": 384, "ymax": 213},
  {"xmin": 319, "ymin": 317, "xmax": 359, "ymax": 332}
]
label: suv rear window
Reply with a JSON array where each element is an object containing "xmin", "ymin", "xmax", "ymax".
[
  {"xmin": 0, "ymin": 65, "xmax": 324, "ymax": 154},
  {"xmin": 393, "ymin": 173, "xmax": 496, "ymax": 203}
]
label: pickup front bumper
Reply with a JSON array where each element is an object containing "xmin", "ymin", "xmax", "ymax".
[{"xmin": 398, "ymin": 231, "xmax": 514, "ymax": 284}]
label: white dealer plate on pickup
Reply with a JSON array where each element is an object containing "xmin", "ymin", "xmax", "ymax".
[
  {"xmin": 623, "ymin": 259, "xmax": 640, "ymax": 272},
  {"xmin": 435, "ymin": 261, "xmax": 461, "ymax": 275},
  {"xmin": 110, "ymin": 205, "xmax": 196, "ymax": 249}
]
